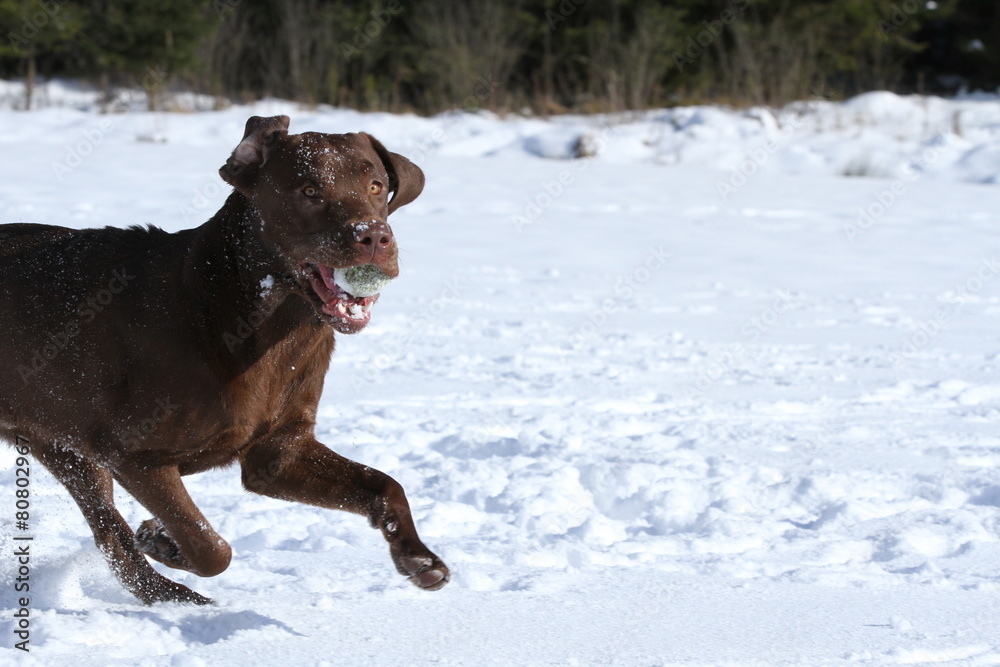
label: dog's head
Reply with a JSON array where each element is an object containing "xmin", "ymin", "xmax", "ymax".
[{"xmin": 220, "ymin": 115, "xmax": 424, "ymax": 334}]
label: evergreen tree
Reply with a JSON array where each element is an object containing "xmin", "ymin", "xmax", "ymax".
[
  {"xmin": 0, "ymin": 0, "xmax": 81, "ymax": 108},
  {"xmin": 1, "ymin": 0, "xmax": 998, "ymax": 113},
  {"xmin": 72, "ymin": 0, "xmax": 211, "ymax": 110}
]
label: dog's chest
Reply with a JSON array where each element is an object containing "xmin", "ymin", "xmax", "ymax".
[{"xmin": 198, "ymin": 327, "xmax": 333, "ymax": 460}]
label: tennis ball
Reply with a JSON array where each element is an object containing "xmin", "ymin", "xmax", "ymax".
[{"xmin": 333, "ymin": 264, "xmax": 392, "ymax": 298}]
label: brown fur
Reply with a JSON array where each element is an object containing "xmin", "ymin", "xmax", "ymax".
[{"xmin": 0, "ymin": 116, "xmax": 448, "ymax": 604}]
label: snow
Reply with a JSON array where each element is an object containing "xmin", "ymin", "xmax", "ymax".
[
  {"xmin": 2, "ymin": 81, "xmax": 1000, "ymax": 664},
  {"xmin": 258, "ymin": 275, "xmax": 275, "ymax": 297}
]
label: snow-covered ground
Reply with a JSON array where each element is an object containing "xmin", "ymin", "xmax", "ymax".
[{"xmin": 2, "ymin": 81, "xmax": 1000, "ymax": 665}]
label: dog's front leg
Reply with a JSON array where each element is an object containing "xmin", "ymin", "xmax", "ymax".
[
  {"xmin": 240, "ymin": 433, "xmax": 449, "ymax": 590},
  {"xmin": 112, "ymin": 461, "xmax": 233, "ymax": 579}
]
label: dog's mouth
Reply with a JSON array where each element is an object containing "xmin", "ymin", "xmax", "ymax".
[{"xmin": 304, "ymin": 263, "xmax": 380, "ymax": 334}]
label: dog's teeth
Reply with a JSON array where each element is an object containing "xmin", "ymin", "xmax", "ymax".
[{"xmin": 330, "ymin": 300, "xmax": 368, "ymax": 322}]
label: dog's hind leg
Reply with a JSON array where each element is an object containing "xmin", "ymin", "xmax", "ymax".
[{"xmin": 32, "ymin": 443, "xmax": 211, "ymax": 605}]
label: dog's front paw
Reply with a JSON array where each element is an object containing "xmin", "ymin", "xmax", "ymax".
[
  {"xmin": 392, "ymin": 547, "xmax": 450, "ymax": 591},
  {"xmin": 134, "ymin": 518, "xmax": 195, "ymax": 572}
]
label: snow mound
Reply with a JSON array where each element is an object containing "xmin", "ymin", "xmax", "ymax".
[{"xmin": 3, "ymin": 79, "xmax": 1000, "ymax": 184}]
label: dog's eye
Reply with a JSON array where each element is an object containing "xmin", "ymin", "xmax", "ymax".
[
  {"xmin": 303, "ymin": 186, "xmax": 319, "ymax": 198},
  {"xmin": 370, "ymin": 182, "xmax": 383, "ymax": 195}
]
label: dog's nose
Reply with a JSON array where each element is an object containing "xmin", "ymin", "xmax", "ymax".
[{"xmin": 354, "ymin": 221, "xmax": 393, "ymax": 253}]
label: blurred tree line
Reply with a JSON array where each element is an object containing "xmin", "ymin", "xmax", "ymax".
[{"xmin": 1, "ymin": 0, "xmax": 998, "ymax": 112}]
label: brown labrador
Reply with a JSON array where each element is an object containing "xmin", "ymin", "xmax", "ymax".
[{"xmin": 0, "ymin": 115, "xmax": 449, "ymax": 604}]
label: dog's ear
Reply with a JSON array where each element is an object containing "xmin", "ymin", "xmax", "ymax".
[
  {"xmin": 363, "ymin": 133, "xmax": 425, "ymax": 214},
  {"xmin": 220, "ymin": 115, "xmax": 290, "ymax": 193}
]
